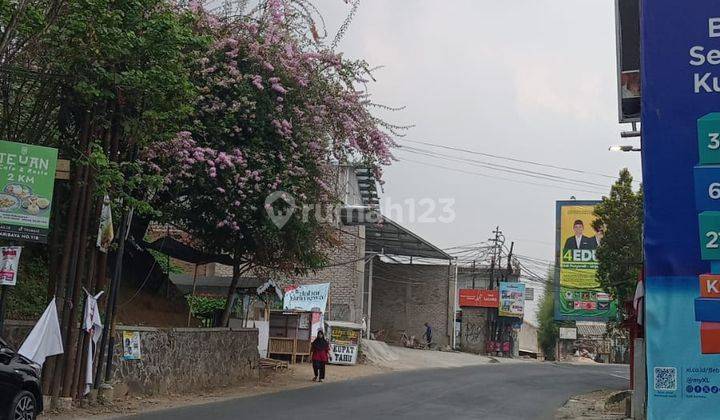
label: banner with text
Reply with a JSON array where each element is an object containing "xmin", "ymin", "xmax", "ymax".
[
  {"xmin": 0, "ymin": 141, "xmax": 58, "ymax": 243},
  {"xmin": 283, "ymin": 283, "xmax": 330, "ymax": 313},
  {"xmin": 459, "ymin": 289, "xmax": 499, "ymax": 308},
  {"xmin": 641, "ymin": 2, "xmax": 720, "ymax": 418},
  {"xmin": 498, "ymin": 282, "xmax": 525, "ymax": 318},
  {"xmin": 554, "ymin": 201, "xmax": 617, "ymax": 320}
]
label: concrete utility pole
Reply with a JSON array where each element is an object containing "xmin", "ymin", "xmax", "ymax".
[{"xmin": 471, "ymin": 260, "xmax": 476, "ymax": 289}]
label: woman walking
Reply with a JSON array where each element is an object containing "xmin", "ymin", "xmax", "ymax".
[{"xmin": 311, "ymin": 330, "xmax": 331, "ymax": 382}]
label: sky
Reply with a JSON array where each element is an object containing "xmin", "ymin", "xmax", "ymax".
[{"xmin": 319, "ymin": 0, "xmax": 642, "ymax": 270}]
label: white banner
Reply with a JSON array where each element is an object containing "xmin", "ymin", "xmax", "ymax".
[
  {"xmin": 283, "ymin": 283, "xmax": 330, "ymax": 313},
  {"xmin": 559, "ymin": 327, "xmax": 577, "ymax": 340}
]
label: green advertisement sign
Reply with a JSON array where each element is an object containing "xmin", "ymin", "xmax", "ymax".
[
  {"xmin": 0, "ymin": 140, "xmax": 58, "ymax": 243},
  {"xmin": 554, "ymin": 200, "xmax": 618, "ymax": 321}
]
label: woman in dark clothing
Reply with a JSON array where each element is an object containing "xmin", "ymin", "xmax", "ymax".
[{"xmin": 311, "ymin": 330, "xmax": 331, "ymax": 382}]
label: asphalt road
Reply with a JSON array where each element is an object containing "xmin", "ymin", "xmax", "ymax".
[{"xmin": 126, "ymin": 362, "xmax": 628, "ymax": 420}]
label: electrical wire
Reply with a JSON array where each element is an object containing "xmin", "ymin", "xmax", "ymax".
[
  {"xmin": 398, "ymin": 138, "xmax": 620, "ymax": 181},
  {"xmin": 398, "ymin": 145, "xmax": 612, "ymax": 190},
  {"xmin": 397, "ymin": 156, "xmax": 606, "ymax": 196}
]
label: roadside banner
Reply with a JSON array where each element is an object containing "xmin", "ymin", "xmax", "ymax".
[
  {"xmin": 326, "ymin": 321, "xmax": 361, "ymax": 365},
  {"xmin": 641, "ymin": 1, "xmax": 720, "ymax": 417},
  {"xmin": 0, "ymin": 246, "xmax": 21, "ymax": 286},
  {"xmin": 459, "ymin": 289, "xmax": 499, "ymax": 308},
  {"xmin": 0, "ymin": 141, "xmax": 58, "ymax": 243},
  {"xmin": 122, "ymin": 331, "xmax": 142, "ymax": 360},
  {"xmin": 559, "ymin": 327, "xmax": 577, "ymax": 340},
  {"xmin": 498, "ymin": 282, "xmax": 525, "ymax": 318},
  {"xmin": 554, "ymin": 201, "xmax": 617, "ymax": 320},
  {"xmin": 283, "ymin": 283, "xmax": 330, "ymax": 313}
]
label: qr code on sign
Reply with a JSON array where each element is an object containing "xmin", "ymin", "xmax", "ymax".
[{"xmin": 654, "ymin": 367, "xmax": 677, "ymax": 391}]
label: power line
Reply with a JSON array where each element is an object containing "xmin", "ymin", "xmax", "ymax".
[
  {"xmin": 398, "ymin": 145, "xmax": 612, "ymax": 190},
  {"xmin": 397, "ymin": 157, "xmax": 606, "ymax": 195},
  {"xmin": 398, "ymin": 138, "xmax": 619, "ymax": 181}
]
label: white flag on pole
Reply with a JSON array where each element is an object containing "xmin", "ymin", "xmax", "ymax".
[
  {"xmin": 18, "ymin": 297, "xmax": 64, "ymax": 366},
  {"xmin": 83, "ymin": 290, "xmax": 104, "ymax": 395}
]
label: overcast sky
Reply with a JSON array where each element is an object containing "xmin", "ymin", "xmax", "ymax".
[{"xmin": 321, "ymin": 0, "xmax": 642, "ymax": 269}]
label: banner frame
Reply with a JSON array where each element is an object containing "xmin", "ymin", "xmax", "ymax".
[{"xmin": 554, "ymin": 200, "xmax": 612, "ymax": 321}]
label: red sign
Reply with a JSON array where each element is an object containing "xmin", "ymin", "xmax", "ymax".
[
  {"xmin": 459, "ymin": 289, "xmax": 499, "ymax": 308},
  {"xmin": 700, "ymin": 274, "xmax": 720, "ymax": 298}
]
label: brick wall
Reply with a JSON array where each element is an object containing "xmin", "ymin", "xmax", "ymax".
[
  {"xmin": 460, "ymin": 307, "xmax": 490, "ymax": 353},
  {"xmin": 369, "ymin": 260, "xmax": 452, "ymax": 346},
  {"xmin": 292, "ymin": 225, "xmax": 366, "ymax": 323}
]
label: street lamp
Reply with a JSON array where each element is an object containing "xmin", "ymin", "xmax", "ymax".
[{"xmin": 609, "ymin": 145, "xmax": 641, "ymax": 152}]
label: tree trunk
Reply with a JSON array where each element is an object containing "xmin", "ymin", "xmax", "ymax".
[
  {"xmin": 219, "ymin": 262, "xmax": 242, "ymax": 327},
  {"xmin": 61, "ymin": 169, "xmax": 95, "ymax": 397}
]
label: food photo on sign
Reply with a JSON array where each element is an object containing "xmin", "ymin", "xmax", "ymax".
[{"xmin": 0, "ymin": 141, "xmax": 58, "ymax": 243}]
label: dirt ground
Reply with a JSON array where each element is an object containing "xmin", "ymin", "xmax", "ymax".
[{"xmin": 555, "ymin": 389, "xmax": 629, "ymax": 420}]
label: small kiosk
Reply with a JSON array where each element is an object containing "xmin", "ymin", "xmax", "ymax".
[{"xmin": 325, "ymin": 321, "xmax": 363, "ymax": 365}]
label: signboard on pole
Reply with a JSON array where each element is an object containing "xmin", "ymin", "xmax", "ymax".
[
  {"xmin": 498, "ymin": 282, "xmax": 525, "ymax": 318},
  {"xmin": 559, "ymin": 327, "xmax": 577, "ymax": 340},
  {"xmin": 554, "ymin": 201, "xmax": 617, "ymax": 320},
  {"xmin": 641, "ymin": 2, "xmax": 720, "ymax": 417},
  {"xmin": 0, "ymin": 246, "xmax": 21, "ymax": 286},
  {"xmin": 459, "ymin": 289, "xmax": 499, "ymax": 308},
  {"xmin": 0, "ymin": 141, "xmax": 58, "ymax": 243}
]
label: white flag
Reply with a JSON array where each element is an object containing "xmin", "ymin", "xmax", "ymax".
[
  {"xmin": 18, "ymin": 297, "xmax": 64, "ymax": 366},
  {"xmin": 96, "ymin": 195, "xmax": 114, "ymax": 253},
  {"xmin": 83, "ymin": 291, "xmax": 104, "ymax": 395}
]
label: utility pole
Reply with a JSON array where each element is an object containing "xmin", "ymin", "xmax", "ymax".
[
  {"xmin": 507, "ymin": 241, "xmax": 514, "ymax": 273},
  {"xmin": 471, "ymin": 260, "xmax": 476, "ymax": 289},
  {"xmin": 488, "ymin": 227, "xmax": 502, "ymax": 290}
]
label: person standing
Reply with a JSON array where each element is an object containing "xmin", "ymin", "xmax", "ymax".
[
  {"xmin": 423, "ymin": 322, "xmax": 432, "ymax": 346},
  {"xmin": 311, "ymin": 330, "xmax": 330, "ymax": 382}
]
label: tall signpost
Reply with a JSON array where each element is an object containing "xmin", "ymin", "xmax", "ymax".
[{"xmin": 642, "ymin": 2, "xmax": 720, "ymax": 418}]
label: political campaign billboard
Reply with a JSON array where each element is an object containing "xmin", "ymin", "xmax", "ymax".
[{"xmin": 555, "ymin": 201, "xmax": 617, "ymax": 320}]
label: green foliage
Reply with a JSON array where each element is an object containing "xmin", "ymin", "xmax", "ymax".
[
  {"xmin": 537, "ymin": 272, "xmax": 558, "ymax": 360},
  {"xmin": 593, "ymin": 168, "xmax": 643, "ymax": 316},
  {"xmin": 147, "ymin": 249, "xmax": 184, "ymax": 276},
  {"xmin": 185, "ymin": 295, "xmax": 226, "ymax": 318}
]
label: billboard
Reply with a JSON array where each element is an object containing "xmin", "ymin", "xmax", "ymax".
[
  {"xmin": 555, "ymin": 201, "xmax": 617, "ymax": 320},
  {"xmin": 498, "ymin": 282, "xmax": 524, "ymax": 318},
  {"xmin": 615, "ymin": 0, "xmax": 641, "ymax": 123},
  {"xmin": 0, "ymin": 141, "xmax": 58, "ymax": 243},
  {"xmin": 641, "ymin": 2, "xmax": 720, "ymax": 418},
  {"xmin": 458, "ymin": 289, "xmax": 499, "ymax": 308}
]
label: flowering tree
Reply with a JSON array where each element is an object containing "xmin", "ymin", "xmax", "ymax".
[{"xmin": 145, "ymin": 0, "xmax": 397, "ymax": 325}]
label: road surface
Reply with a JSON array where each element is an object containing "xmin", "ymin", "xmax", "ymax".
[{"xmin": 125, "ymin": 362, "xmax": 628, "ymax": 420}]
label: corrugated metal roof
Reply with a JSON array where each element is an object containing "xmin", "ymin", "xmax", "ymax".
[{"xmin": 576, "ymin": 322, "xmax": 607, "ymax": 337}]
